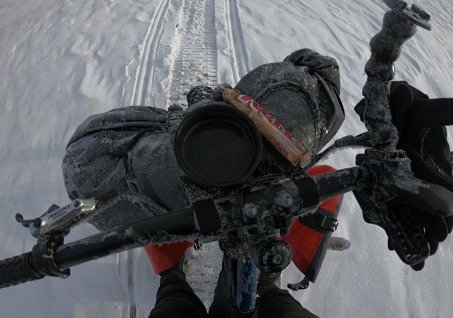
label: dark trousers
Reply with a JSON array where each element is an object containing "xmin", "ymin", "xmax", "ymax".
[{"xmin": 148, "ymin": 268, "xmax": 318, "ymax": 318}]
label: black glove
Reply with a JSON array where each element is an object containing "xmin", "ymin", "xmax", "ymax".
[
  {"xmin": 354, "ymin": 82, "xmax": 453, "ymax": 270},
  {"xmin": 283, "ymin": 48, "xmax": 341, "ymax": 93}
]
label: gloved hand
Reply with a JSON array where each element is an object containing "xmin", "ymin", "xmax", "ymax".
[
  {"xmin": 354, "ymin": 81, "xmax": 453, "ymax": 270},
  {"xmin": 283, "ymin": 48, "xmax": 341, "ymax": 93}
]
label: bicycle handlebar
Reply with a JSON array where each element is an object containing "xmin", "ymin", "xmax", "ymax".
[
  {"xmin": 0, "ymin": 252, "xmax": 45, "ymax": 289},
  {"xmin": 0, "ymin": 208, "xmax": 200, "ymax": 288},
  {"xmin": 1, "ymin": 160, "xmax": 452, "ymax": 288},
  {"xmin": 0, "ymin": 166, "xmax": 370, "ymax": 288},
  {"xmin": 0, "ymin": 241, "xmax": 70, "ymax": 289},
  {"xmin": 55, "ymin": 208, "xmax": 200, "ymax": 269}
]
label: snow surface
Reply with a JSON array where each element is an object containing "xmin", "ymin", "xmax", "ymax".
[{"xmin": 0, "ymin": 0, "xmax": 452, "ymax": 317}]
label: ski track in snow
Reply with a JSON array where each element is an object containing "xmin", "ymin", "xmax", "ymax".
[
  {"xmin": 130, "ymin": 0, "xmax": 172, "ymax": 106},
  {"xmin": 123, "ymin": 1, "xmax": 174, "ymax": 317},
  {"xmin": 224, "ymin": 0, "xmax": 251, "ymax": 82}
]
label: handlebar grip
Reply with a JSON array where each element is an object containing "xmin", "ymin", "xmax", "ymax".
[{"xmin": 0, "ymin": 252, "xmax": 45, "ymax": 289}]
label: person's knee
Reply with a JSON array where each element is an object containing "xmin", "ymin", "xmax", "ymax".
[{"xmin": 150, "ymin": 268, "xmax": 208, "ymax": 318}]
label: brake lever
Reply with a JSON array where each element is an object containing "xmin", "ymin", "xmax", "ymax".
[{"xmin": 15, "ymin": 199, "xmax": 97, "ymax": 240}]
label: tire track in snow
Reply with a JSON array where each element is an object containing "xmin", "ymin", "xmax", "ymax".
[
  {"xmin": 166, "ymin": 0, "xmax": 218, "ymax": 107},
  {"xmin": 163, "ymin": 0, "xmax": 252, "ymax": 308},
  {"xmin": 130, "ymin": 0, "xmax": 172, "ymax": 106},
  {"xmin": 124, "ymin": 0, "xmax": 251, "ymax": 312},
  {"xmin": 224, "ymin": 0, "xmax": 251, "ymax": 83},
  {"xmin": 163, "ymin": 0, "xmax": 222, "ymax": 308}
]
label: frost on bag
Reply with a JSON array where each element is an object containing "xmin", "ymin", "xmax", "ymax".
[
  {"xmin": 235, "ymin": 48, "xmax": 345, "ymax": 164},
  {"xmin": 62, "ymin": 106, "xmax": 188, "ymax": 231},
  {"xmin": 61, "ymin": 49, "xmax": 345, "ymax": 231}
]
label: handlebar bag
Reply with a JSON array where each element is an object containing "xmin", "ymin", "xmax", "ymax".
[
  {"xmin": 62, "ymin": 49, "xmax": 345, "ymax": 232},
  {"xmin": 62, "ymin": 106, "xmax": 188, "ymax": 231}
]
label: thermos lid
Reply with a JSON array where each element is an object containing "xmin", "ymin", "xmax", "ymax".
[{"xmin": 174, "ymin": 103, "xmax": 262, "ymax": 188}]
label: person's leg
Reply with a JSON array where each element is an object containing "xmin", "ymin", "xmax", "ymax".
[
  {"xmin": 148, "ymin": 267, "xmax": 208, "ymax": 318},
  {"xmin": 254, "ymin": 273, "xmax": 318, "ymax": 318},
  {"xmin": 209, "ymin": 256, "xmax": 252, "ymax": 318},
  {"xmin": 208, "ymin": 259, "xmax": 232, "ymax": 318}
]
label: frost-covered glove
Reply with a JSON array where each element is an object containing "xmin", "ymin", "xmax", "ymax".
[
  {"xmin": 354, "ymin": 82, "xmax": 453, "ymax": 270},
  {"xmin": 283, "ymin": 48, "xmax": 341, "ymax": 93}
]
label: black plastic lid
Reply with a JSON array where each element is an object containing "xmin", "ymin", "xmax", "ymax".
[{"xmin": 174, "ymin": 103, "xmax": 262, "ymax": 188}]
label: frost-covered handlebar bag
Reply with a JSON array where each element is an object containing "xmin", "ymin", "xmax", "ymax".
[{"xmin": 62, "ymin": 49, "xmax": 344, "ymax": 232}]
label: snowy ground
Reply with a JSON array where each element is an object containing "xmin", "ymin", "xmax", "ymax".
[{"xmin": 0, "ymin": 0, "xmax": 452, "ymax": 317}]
